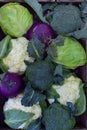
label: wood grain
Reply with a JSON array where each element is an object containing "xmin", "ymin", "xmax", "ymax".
[
  {"xmin": 0, "ymin": 0, "xmax": 51, "ymax": 2},
  {"xmin": 0, "ymin": 128, "xmax": 87, "ymax": 130},
  {"xmin": 54, "ymin": 0, "xmax": 84, "ymax": 1},
  {"xmin": 0, "ymin": 0, "xmax": 84, "ymax": 2}
]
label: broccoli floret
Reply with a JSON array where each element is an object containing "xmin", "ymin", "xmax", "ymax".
[
  {"xmin": 26, "ymin": 60, "xmax": 55, "ymax": 90},
  {"xmin": 50, "ymin": 4, "xmax": 83, "ymax": 35}
]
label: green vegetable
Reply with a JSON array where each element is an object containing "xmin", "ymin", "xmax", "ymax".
[
  {"xmin": 74, "ymin": 83, "xmax": 86, "ymax": 116},
  {"xmin": 27, "ymin": 118, "xmax": 41, "ymax": 130},
  {"xmin": 24, "ymin": 0, "xmax": 47, "ymax": 23},
  {"xmin": 67, "ymin": 102, "xmax": 76, "ymax": 113},
  {"xmin": 69, "ymin": 22, "xmax": 87, "ymax": 39},
  {"xmin": 0, "ymin": 2, "xmax": 33, "ymax": 37},
  {"xmin": 0, "ymin": 35, "xmax": 11, "ymax": 59},
  {"xmin": 26, "ymin": 60, "xmax": 55, "ymax": 90},
  {"xmin": 4, "ymin": 109, "xmax": 34, "ymax": 129},
  {"xmin": 43, "ymin": 103, "xmax": 76, "ymax": 130},
  {"xmin": 0, "ymin": 35, "xmax": 11, "ymax": 72},
  {"xmin": 27, "ymin": 35, "xmax": 45, "ymax": 60},
  {"xmin": 67, "ymin": 1, "xmax": 87, "ymax": 40},
  {"xmin": 47, "ymin": 37, "xmax": 86, "ymax": 69},
  {"xmin": 0, "ymin": 59, "xmax": 8, "ymax": 72},
  {"xmin": 21, "ymin": 82, "xmax": 46, "ymax": 106},
  {"xmin": 50, "ymin": 4, "xmax": 83, "ymax": 35},
  {"xmin": 54, "ymin": 64, "xmax": 63, "ymax": 76},
  {"xmin": 39, "ymin": 101, "xmax": 47, "ymax": 113},
  {"xmin": 47, "ymin": 77, "xmax": 86, "ymax": 116},
  {"xmin": 47, "ymin": 86, "xmax": 60, "ymax": 99}
]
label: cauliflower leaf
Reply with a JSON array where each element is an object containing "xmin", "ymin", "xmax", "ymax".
[
  {"xmin": 27, "ymin": 118, "xmax": 41, "ymax": 130},
  {"xmin": 0, "ymin": 59, "xmax": 8, "ymax": 72},
  {"xmin": 4, "ymin": 109, "xmax": 34, "ymax": 129},
  {"xmin": 74, "ymin": 83, "xmax": 86, "ymax": 116},
  {"xmin": 0, "ymin": 35, "xmax": 11, "ymax": 59}
]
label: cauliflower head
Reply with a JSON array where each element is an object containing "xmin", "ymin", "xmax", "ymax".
[
  {"xmin": 3, "ymin": 94, "xmax": 42, "ymax": 129},
  {"xmin": 48, "ymin": 76, "xmax": 81, "ymax": 106},
  {"xmin": 3, "ymin": 37, "xmax": 34, "ymax": 73}
]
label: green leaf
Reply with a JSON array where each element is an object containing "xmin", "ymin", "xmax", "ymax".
[
  {"xmin": 47, "ymin": 36, "xmax": 64, "ymax": 61},
  {"xmin": 24, "ymin": 0, "xmax": 47, "ymax": 23},
  {"xmin": 51, "ymin": 35, "xmax": 65, "ymax": 46},
  {"xmin": 74, "ymin": 83, "xmax": 86, "ymax": 116},
  {"xmin": 0, "ymin": 35, "xmax": 11, "ymax": 59},
  {"xmin": 47, "ymin": 45, "xmax": 57, "ymax": 59},
  {"xmin": 68, "ymin": 22, "xmax": 87, "ymax": 39},
  {"xmin": 27, "ymin": 35, "xmax": 45, "ymax": 60},
  {"xmin": 54, "ymin": 64, "xmax": 63, "ymax": 76},
  {"xmin": 63, "ymin": 69, "xmax": 73, "ymax": 78},
  {"xmin": 53, "ymin": 75, "xmax": 64, "ymax": 85},
  {"xmin": 4, "ymin": 109, "xmax": 34, "ymax": 129},
  {"xmin": 80, "ymin": 0, "xmax": 87, "ymax": 11},
  {"xmin": 43, "ymin": 3, "xmax": 57, "ymax": 23},
  {"xmin": 0, "ymin": 73, "xmax": 5, "ymax": 79},
  {"xmin": 26, "ymin": 60, "xmax": 55, "ymax": 90},
  {"xmin": 43, "ymin": 103, "xmax": 76, "ymax": 130},
  {"xmin": 53, "ymin": 69, "xmax": 73, "ymax": 85},
  {"xmin": 0, "ymin": 73, "xmax": 6, "ymax": 87},
  {"xmin": 47, "ymin": 86, "xmax": 60, "ymax": 99},
  {"xmin": 0, "ymin": 59, "xmax": 8, "ymax": 72},
  {"xmin": 42, "ymin": 3, "xmax": 57, "ymax": 13},
  {"xmin": 21, "ymin": 82, "xmax": 46, "ymax": 106},
  {"xmin": 67, "ymin": 102, "xmax": 76, "ymax": 112},
  {"xmin": 39, "ymin": 101, "xmax": 47, "ymax": 113},
  {"xmin": 27, "ymin": 118, "xmax": 41, "ymax": 130},
  {"xmin": 80, "ymin": 0, "xmax": 87, "ymax": 21}
]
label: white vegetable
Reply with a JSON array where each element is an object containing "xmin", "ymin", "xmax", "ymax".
[
  {"xmin": 3, "ymin": 37, "xmax": 34, "ymax": 73},
  {"xmin": 48, "ymin": 76, "xmax": 80, "ymax": 106},
  {"xmin": 3, "ymin": 94, "xmax": 42, "ymax": 129}
]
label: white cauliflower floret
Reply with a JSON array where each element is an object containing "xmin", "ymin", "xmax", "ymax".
[
  {"xmin": 3, "ymin": 94, "xmax": 41, "ymax": 121},
  {"xmin": 48, "ymin": 76, "xmax": 80, "ymax": 106},
  {"xmin": 3, "ymin": 37, "xmax": 34, "ymax": 73},
  {"xmin": 3, "ymin": 94, "xmax": 42, "ymax": 129}
]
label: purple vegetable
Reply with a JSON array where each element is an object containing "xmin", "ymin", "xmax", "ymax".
[
  {"xmin": 0, "ymin": 73, "xmax": 24, "ymax": 98},
  {"xmin": 26, "ymin": 22, "xmax": 55, "ymax": 46}
]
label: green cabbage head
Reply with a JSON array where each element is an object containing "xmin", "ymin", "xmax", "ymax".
[
  {"xmin": 49, "ymin": 37, "xmax": 86, "ymax": 69},
  {"xmin": 0, "ymin": 2, "xmax": 33, "ymax": 37}
]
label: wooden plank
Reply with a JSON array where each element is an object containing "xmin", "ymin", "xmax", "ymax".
[
  {"xmin": 1, "ymin": 128, "xmax": 87, "ymax": 130},
  {"xmin": 56, "ymin": 0, "xmax": 84, "ymax": 2},
  {"xmin": 0, "ymin": 0, "xmax": 83, "ymax": 2},
  {"xmin": 0, "ymin": 0, "xmax": 51, "ymax": 2},
  {"xmin": 77, "ymin": 40, "xmax": 87, "ymax": 83}
]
